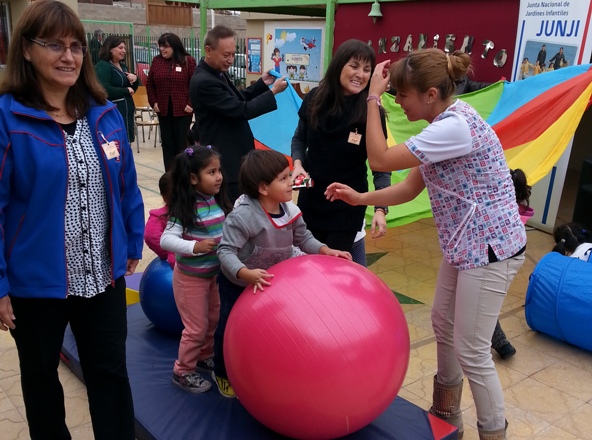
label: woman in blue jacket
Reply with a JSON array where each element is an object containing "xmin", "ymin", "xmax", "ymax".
[{"xmin": 0, "ymin": 2, "xmax": 144, "ymax": 439}]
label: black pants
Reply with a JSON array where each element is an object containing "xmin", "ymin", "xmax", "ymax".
[
  {"xmin": 10, "ymin": 278, "xmax": 134, "ymax": 440},
  {"xmin": 307, "ymin": 227, "xmax": 358, "ymax": 253},
  {"xmin": 159, "ymin": 109, "xmax": 192, "ymax": 171},
  {"xmin": 213, "ymin": 273, "xmax": 244, "ymax": 379}
]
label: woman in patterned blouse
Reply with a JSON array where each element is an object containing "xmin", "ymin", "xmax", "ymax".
[
  {"xmin": 326, "ymin": 49, "xmax": 527, "ymax": 440},
  {"xmin": 0, "ymin": 1, "xmax": 144, "ymax": 439}
]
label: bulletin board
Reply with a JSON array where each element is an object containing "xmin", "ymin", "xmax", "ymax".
[{"xmin": 247, "ymin": 37, "xmax": 262, "ymax": 74}]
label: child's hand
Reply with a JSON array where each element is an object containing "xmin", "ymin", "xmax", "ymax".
[
  {"xmin": 193, "ymin": 238, "xmax": 217, "ymax": 254},
  {"xmin": 320, "ymin": 246, "xmax": 352, "ymax": 261},
  {"xmin": 238, "ymin": 268, "xmax": 274, "ymax": 293}
]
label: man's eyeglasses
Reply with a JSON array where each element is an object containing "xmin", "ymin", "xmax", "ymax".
[{"xmin": 28, "ymin": 38, "xmax": 87, "ymax": 57}]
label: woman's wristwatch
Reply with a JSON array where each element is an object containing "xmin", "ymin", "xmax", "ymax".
[{"xmin": 374, "ymin": 206, "xmax": 389, "ymax": 214}]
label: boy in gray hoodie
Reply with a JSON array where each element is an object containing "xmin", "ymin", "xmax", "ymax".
[{"xmin": 212, "ymin": 149, "xmax": 351, "ymax": 398}]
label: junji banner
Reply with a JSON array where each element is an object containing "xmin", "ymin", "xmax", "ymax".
[
  {"xmin": 511, "ymin": 0, "xmax": 592, "ymax": 233},
  {"xmin": 512, "ymin": 1, "xmax": 592, "ymax": 80}
]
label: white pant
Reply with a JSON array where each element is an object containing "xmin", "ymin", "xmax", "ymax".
[{"xmin": 431, "ymin": 255, "xmax": 524, "ymax": 431}]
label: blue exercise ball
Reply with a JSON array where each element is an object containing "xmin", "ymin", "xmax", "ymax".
[{"xmin": 139, "ymin": 258, "xmax": 184, "ymax": 336}]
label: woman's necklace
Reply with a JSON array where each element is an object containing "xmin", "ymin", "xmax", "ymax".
[{"xmin": 49, "ymin": 108, "xmax": 77, "ymax": 123}]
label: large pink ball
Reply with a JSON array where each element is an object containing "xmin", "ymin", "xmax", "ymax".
[{"xmin": 224, "ymin": 255, "xmax": 410, "ymax": 439}]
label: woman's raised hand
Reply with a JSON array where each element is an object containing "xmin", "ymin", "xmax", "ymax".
[
  {"xmin": 325, "ymin": 182, "xmax": 362, "ymax": 206},
  {"xmin": 369, "ymin": 60, "xmax": 391, "ymax": 96}
]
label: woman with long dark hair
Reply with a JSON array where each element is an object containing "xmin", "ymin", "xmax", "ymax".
[{"xmin": 291, "ymin": 39, "xmax": 390, "ymax": 265}]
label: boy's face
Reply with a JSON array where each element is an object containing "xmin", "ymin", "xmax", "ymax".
[{"xmin": 260, "ymin": 167, "xmax": 293, "ymax": 203}]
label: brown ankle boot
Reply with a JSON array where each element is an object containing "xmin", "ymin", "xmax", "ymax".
[
  {"xmin": 428, "ymin": 375, "xmax": 464, "ymax": 439},
  {"xmin": 478, "ymin": 420, "xmax": 508, "ymax": 440}
]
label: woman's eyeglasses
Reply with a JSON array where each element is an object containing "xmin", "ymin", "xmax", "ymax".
[{"xmin": 28, "ymin": 38, "xmax": 88, "ymax": 57}]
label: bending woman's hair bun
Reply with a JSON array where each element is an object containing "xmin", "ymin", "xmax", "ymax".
[{"xmin": 447, "ymin": 50, "xmax": 473, "ymax": 82}]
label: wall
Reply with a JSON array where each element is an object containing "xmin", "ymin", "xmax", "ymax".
[
  {"xmin": 77, "ymin": 3, "xmax": 246, "ymax": 38},
  {"xmin": 334, "ymin": 0, "xmax": 521, "ymax": 83}
]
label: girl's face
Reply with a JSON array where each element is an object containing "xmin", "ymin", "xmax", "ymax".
[
  {"xmin": 395, "ymin": 88, "xmax": 430, "ymax": 122},
  {"xmin": 261, "ymin": 167, "xmax": 293, "ymax": 204},
  {"xmin": 340, "ymin": 57, "xmax": 372, "ymax": 96},
  {"xmin": 192, "ymin": 157, "xmax": 223, "ymax": 195}
]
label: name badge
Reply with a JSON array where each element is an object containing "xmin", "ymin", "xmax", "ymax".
[
  {"xmin": 175, "ymin": 66, "xmax": 182, "ymax": 72},
  {"xmin": 102, "ymin": 141, "xmax": 120, "ymax": 160},
  {"xmin": 348, "ymin": 130, "xmax": 362, "ymax": 145}
]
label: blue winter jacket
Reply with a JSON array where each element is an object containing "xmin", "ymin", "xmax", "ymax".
[{"xmin": 0, "ymin": 94, "xmax": 145, "ymax": 299}]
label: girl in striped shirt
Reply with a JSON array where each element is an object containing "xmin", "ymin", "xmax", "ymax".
[{"xmin": 161, "ymin": 145, "xmax": 231, "ymax": 393}]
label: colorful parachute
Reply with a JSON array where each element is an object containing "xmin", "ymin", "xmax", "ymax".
[
  {"xmin": 250, "ymin": 64, "xmax": 592, "ymax": 226},
  {"xmin": 249, "ymin": 75, "xmax": 302, "ymax": 164}
]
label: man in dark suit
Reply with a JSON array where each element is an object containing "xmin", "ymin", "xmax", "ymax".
[
  {"xmin": 89, "ymin": 29, "xmax": 103, "ymax": 65},
  {"xmin": 190, "ymin": 25, "xmax": 287, "ymax": 202},
  {"xmin": 549, "ymin": 47, "xmax": 567, "ymax": 70}
]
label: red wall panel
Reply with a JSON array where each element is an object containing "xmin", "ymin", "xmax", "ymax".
[{"xmin": 334, "ymin": 0, "xmax": 520, "ymax": 83}]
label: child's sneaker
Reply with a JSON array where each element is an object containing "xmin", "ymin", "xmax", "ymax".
[
  {"xmin": 211, "ymin": 371, "xmax": 236, "ymax": 398},
  {"xmin": 172, "ymin": 372, "xmax": 212, "ymax": 393},
  {"xmin": 196, "ymin": 356, "xmax": 215, "ymax": 372}
]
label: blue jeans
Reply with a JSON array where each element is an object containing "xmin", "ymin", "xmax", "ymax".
[
  {"xmin": 431, "ymin": 255, "xmax": 524, "ymax": 431},
  {"xmin": 350, "ymin": 237, "xmax": 367, "ymax": 267}
]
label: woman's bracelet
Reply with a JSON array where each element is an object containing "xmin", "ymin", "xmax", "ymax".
[{"xmin": 366, "ymin": 94, "xmax": 382, "ymax": 108}]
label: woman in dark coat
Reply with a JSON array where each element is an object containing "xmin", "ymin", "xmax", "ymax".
[{"xmin": 95, "ymin": 35, "xmax": 138, "ymax": 143}]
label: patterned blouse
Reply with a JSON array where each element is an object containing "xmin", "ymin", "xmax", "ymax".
[
  {"xmin": 63, "ymin": 118, "xmax": 112, "ymax": 297},
  {"xmin": 407, "ymin": 100, "xmax": 527, "ymax": 271}
]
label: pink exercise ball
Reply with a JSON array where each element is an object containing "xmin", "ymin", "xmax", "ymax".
[{"xmin": 224, "ymin": 255, "xmax": 410, "ymax": 439}]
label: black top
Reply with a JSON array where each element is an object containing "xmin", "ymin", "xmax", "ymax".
[{"xmin": 292, "ymin": 88, "xmax": 388, "ymax": 232}]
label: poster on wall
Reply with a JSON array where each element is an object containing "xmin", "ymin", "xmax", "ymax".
[
  {"xmin": 511, "ymin": 0, "xmax": 592, "ymax": 233},
  {"xmin": 247, "ymin": 37, "xmax": 262, "ymax": 74},
  {"xmin": 266, "ymin": 27, "xmax": 323, "ymax": 83},
  {"xmin": 512, "ymin": 1, "xmax": 592, "ymax": 81}
]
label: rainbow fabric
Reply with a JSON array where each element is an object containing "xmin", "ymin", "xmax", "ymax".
[{"xmin": 250, "ymin": 64, "xmax": 592, "ymax": 227}]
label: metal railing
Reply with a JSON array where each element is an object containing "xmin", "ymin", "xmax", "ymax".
[{"xmin": 85, "ymin": 31, "xmax": 247, "ymax": 87}]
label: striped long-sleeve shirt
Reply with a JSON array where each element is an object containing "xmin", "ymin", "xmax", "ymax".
[{"xmin": 160, "ymin": 195, "xmax": 225, "ymax": 278}]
